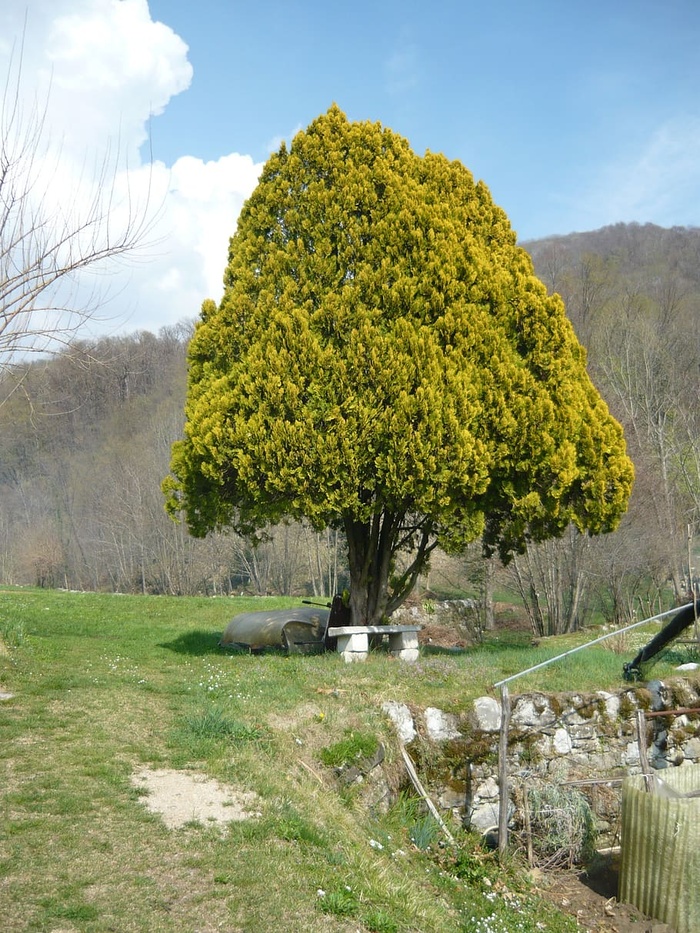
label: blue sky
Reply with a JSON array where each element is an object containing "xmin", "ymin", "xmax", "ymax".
[
  {"xmin": 3, "ymin": 0, "xmax": 699, "ymax": 336},
  {"xmin": 146, "ymin": 0, "xmax": 700, "ymax": 240}
]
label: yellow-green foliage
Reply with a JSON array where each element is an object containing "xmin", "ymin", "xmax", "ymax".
[{"xmin": 164, "ymin": 106, "xmax": 633, "ymax": 561}]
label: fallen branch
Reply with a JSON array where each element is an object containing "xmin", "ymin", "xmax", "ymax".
[
  {"xmin": 297, "ymin": 760, "xmax": 325, "ymax": 785},
  {"xmin": 400, "ymin": 745, "xmax": 455, "ymax": 845}
]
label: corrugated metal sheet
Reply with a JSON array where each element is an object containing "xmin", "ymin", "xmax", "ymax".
[{"xmin": 620, "ymin": 766, "xmax": 700, "ymax": 932}]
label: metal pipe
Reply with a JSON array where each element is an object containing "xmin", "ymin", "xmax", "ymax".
[{"xmin": 493, "ymin": 604, "xmax": 691, "ymax": 689}]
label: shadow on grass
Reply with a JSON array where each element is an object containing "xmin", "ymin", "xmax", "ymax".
[
  {"xmin": 421, "ymin": 645, "xmax": 471, "ymax": 657},
  {"xmin": 161, "ymin": 628, "xmax": 531, "ymax": 660},
  {"xmin": 159, "ymin": 629, "xmax": 289, "ymax": 657},
  {"xmin": 158, "ymin": 630, "xmax": 226, "ymax": 656}
]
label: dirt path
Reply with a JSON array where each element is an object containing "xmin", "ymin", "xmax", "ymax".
[{"xmin": 539, "ymin": 855, "xmax": 675, "ymax": 933}]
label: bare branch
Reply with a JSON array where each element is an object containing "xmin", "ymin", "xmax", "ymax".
[{"xmin": 0, "ymin": 28, "xmax": 160, "ymax": 384}]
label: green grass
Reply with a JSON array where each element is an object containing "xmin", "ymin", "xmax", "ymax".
[
  {"xmin": 320, "ymin": 729, "xmax": 379, "ymax": 768},
  {"xmin": 0, "ymin": 587, "xmax": 687, "ymax": 932}
]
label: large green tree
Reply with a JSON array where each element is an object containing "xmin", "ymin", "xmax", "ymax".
[{"xmin": 164, "ymin": 106, "xmax": 634, "ymax": 626}]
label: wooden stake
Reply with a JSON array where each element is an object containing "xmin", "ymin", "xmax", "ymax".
[
  {"xmin": 522, "ymin": 782, "xmax": 534, "ymax": 867},
  {"xmin": 636, "ymin": 708, "xmax": 652, "ymax": 789},
  {"xmin": 498, "ymin": 684, "xmax": 511, "ymax": 856}
]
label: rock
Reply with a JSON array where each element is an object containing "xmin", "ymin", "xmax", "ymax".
[
  {"xmin": 681, "ymin": 737, "xmax": 700, "ymax": 760},
  {"xmin": 360, "ymin": 741, "xmax": 385, "ymax": 772},
  {"xmin": 585, "ymin": 750, "xmax": 621, "ymax": 772},
  {"xmin": 469, "ymin": 801, "xmax": 501, "ymax": 833},
  {"xmin": 439, "ymin": 786, "xmax": 466, "ymax": 809},
  {"xmin": 511, "ymin": 695, "xmax": 556, "ymax": 728},
  {"xmin": 424, "ymin": 707, "xmax": 460, "ymax": 741},
  {"xmin": 553, "ymin": 728, "xmax": 573, "ymax": 755},
  {"xmin": 337, "ymin": 765, "xmax": 363, "ymax": 785},
  {"xmin": 475, "ymin": 777, "xmax": 499, "ymax": 800},
  {"xmin": 382, "ymin": 701, "xmax": 416, "ymax": 744},
  {"xmin": 471, "ymin": 696, "xmax": 501, "ymax": 732},
  {"xmin": 597, "ymin": 691, "xmax": 620, "ymax": 719},
  {"xmin": 363, "ymin": 773, "xmax": 392, "ymax": 814}
]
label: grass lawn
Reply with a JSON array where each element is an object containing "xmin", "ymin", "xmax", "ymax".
[{"xmin": 0, "ymin": 588, "xmax": 681, "ymax": 932}]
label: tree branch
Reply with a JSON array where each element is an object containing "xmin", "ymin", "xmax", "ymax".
[{"xmin": 0, "ymin": 35, "xmax": 159, "ymax": 384}]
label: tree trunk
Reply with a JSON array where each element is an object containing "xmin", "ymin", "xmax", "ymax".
[
  {"xmin": 343, "ymin": 510, "xmax": 437, "ymax": 626},
  {"xmin": 344, "ymin": 512, "xmax": 396, "ymax": 626}
]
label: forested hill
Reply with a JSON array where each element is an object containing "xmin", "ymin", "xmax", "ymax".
[
  {"xmin": 525, "ymin": 222, "xmax": 700, "ymax": 344},
  {"xmin": 527, "ymin": 222, "xmax": 700, "ymax": 276},
  {"xmin": 1, "ymin": 223, "xmax": 698, "ymax": 622}
]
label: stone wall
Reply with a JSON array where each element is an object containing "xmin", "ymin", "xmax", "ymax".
[{"xmin": 383, "ymin": 675, "xmax": 700, "ymax": 848}]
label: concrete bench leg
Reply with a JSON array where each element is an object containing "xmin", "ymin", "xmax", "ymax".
[
  {"xmin": 388, "ymin": 631, "xmax": 419, "ymax": 662},
  {"xmin": 336, "ymin": 631, "xmax": 369, "ymax": 662}
]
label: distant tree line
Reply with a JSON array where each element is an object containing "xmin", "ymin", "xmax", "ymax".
[
  {"xmin": 1, "ymin": 223, "xmax": 698, "ymax": 633},
  {"xmin": 0, "ymin": 322, "xmax": 346, "ymax": 598}
]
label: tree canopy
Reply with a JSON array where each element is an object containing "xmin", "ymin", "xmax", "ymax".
[{"xmin": 164, "ymin": 106, "xmax": 634, "ymax": 625}]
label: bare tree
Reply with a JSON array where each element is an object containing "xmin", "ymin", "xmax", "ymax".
[
  {"xmin": 507, "ymin": 526, "xmax": 592, "ymax": 636},
  {"xmin": 588, "ymin": 517, "xmax": 670, "ymax": 626},
  {"xmin": 305, "ymin": 525, "xmax": 345, "ymax": 598},
  {"xmin": 0, "ymin": 36, "xmax": 156, "ymax": 378},
  {"xmin": 598, "ymin": 287, "xmax": 696, "ymax": 599}
]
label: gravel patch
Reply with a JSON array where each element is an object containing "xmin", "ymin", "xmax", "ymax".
[{"xmin": 131, "ymin": 767, "xmax": 262, "ymax": 830}]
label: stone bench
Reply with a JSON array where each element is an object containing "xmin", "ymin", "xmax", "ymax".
[{"xmin": 329, "ymin": 625, "xmax": 422, "ymax": 663}]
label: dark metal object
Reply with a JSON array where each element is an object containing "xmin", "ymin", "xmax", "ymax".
[
  {"xmin": 623, "ymin": 601, "xmax": 700, "ymax": 681},
  {"xmin": 219, "ymin": 594, "xmax": 350, "ymax": 654}
]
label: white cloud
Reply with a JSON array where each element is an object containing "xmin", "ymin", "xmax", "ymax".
[
  {"xmin": 2, "ymin": 1, "xmax": 192, "ymax": 161},
  {"xmin": 46, "ymin": 0, "xmax": 193, "ymax": 156},
  {"xmin": 266, "ymin": 123, "xmax": 304, "ymax": 154},
  {"xmin": 0, "ymin": 0, "xmax": 263, "ymax": 342},
  {"xmin": 122, "ymin": 152, "xmax": 263, "ymax": 333},
  {"xmin": 578, "ymin": 117, "xmax": 700, "ymax": 230}
]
